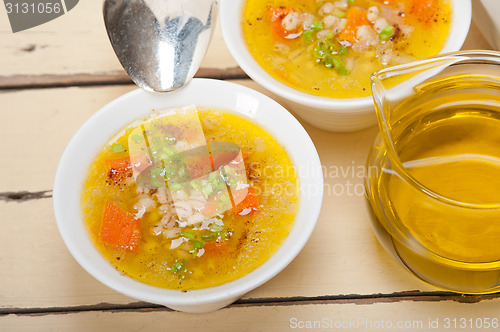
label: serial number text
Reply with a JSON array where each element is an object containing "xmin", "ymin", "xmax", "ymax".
[{"xmin": 5, "ymin": 2, "xmax": 62, "ymax": 15}]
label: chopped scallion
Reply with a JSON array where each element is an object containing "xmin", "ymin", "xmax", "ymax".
[
  {"xmin": 325, "ymin": 32, "xmax": 334, "ymax": 39},
  {"xmin": 201, "ymin": 184, "xmax": 214, "ymax": 198},
  {"xmin": 201, "ymin": 234, "xmax": 213, "ymax": 241},
  {"xmin": 181, "ymin": 230, "xmax": 195, "ymax": 240},
  {"xmin": 339, "ymin": 45, "xmax": 349, "ymax": 56},
  {"xmin": 112, "ymin": 143, "xmax": 124, "ymax": 153},
  {"xmin": 163, "ymin": 166, "xmax": 176, "ymax": 180},
  {"xmin": 170, "ymin": 260, "xmax": 186, "ymax": 273},
  {"xmin": 193, "ymin": 239, "xmax": 205, "ymax": 250},
  {"xmin": 190, "ymin": 180, "xmax": 201, "ymax": 190},
  {"xmin": 151, "ymin": 178, "xmax": 163, "ymax": 187},
  {"xmin": 313, "ymin": 47, "xmax": 323, "ymax": 58},
  {"xmin": 131, "ymin": 134, "xmax": 143, "ymax": 143},
  {"xmin": 209, "ymin": 224, "xmax": 224, "ymax": 233},
  {"xmin": 169, "ymin": 182, "xmax": 183, "ymax": 192},
  {"xmin": 311, "ymin": 21, "xmax": 323, "ymax": 30},
  {"xmin": 208, "ymin": 172, "xmax": 219, "ymax": 183},
  {"xmin": 337, "ymin": 67, "xmax": 350, "ymax": 75},
  {"xmin": 303, "ymin": 30, "xmax": 314, "ymax": 42},
  {"xmin": 347, "ymin": 0, "xmax": 355, "ymax": 4},
  {"xmin": 177, "ymin": 166, "xmax": 186, "ymax": 177},
  {"xmin": 379, "ymin": 25, "xmax": 394, "ymax": 41},
  {"xmin": 149, "ymin": 167, "xmax": 164, "ymax": 187},
  {"xmin": 215, "ymin": 182, "xmax": 224, "ymax": 191},
  {"xmin": 323, "ymin": 55, "xmax": 334, "ymax": 68},
  {"xmin": 332, "ymin": 57, "xmax": 344, "ymax": 68},
  {"xmin": 335, "ymin": 11, "xmax": 346, "ymax": 18}
]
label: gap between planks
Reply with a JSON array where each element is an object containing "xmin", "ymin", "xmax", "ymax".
[
  {"xmin": 2, "ymin": 188, "xmax": 500, "ymax": 308},
  {"xmin": 0, "ymin": 190, "xmax": 52, "ymax": 202},
  {"xmin": 0, "ymin": 68, "xmax": 248, "ymax": 91},
  {"xmin": 2, "ymin": 291, "xmax": 500, "ymax": 317}
]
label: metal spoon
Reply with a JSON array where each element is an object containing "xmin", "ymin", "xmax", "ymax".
[{"xmin": 103, "ymin": 0, "xmax": 218, "ymax": 92}]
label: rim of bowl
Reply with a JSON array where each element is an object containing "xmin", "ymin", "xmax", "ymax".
[
  {"xmin": 53, "ymin": 78, "xmax": 324, "ymax": 307},
  {"xmin": 219, "ymin": 0, "xmax": 472, "ymax": 113}
]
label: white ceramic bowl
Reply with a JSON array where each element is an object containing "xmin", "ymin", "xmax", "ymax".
[
  {"xmin": 53, "ymin": 78, "xmax": 323, "ymax": 313},
  {"xmin": 220, "ymin": 0, "xmax": 471, "ymax": 132}
]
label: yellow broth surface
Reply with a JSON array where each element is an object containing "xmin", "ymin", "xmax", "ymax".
[
  {"xmin": 82, "ymin": 108, "xmax": 299, "ymax": 290},
  {"xmin": 243, "ymin": 0, "xmax": 451, "ymax": 98}
]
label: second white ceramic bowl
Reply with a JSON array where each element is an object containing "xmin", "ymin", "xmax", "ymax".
[
  {"xmin": 53, "ymin": 79, "xmax": 323, "ymax": 313},
  {"xmin": 220, "ymin": 0, "xmax": 471, "ymax": 132}
]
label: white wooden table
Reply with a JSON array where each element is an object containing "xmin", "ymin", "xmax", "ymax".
[{"xmin": 1, "ymin": 2, "xmax": 499, "ymax": 331}]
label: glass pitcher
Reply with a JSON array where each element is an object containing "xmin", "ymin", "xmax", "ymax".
[{"xmin": 365, "ymin": 51, "xmax": 500, "ymax": 294}]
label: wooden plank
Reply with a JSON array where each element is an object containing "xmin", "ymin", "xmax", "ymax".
[
  {"xmin": 0, "ymin": 2, "xmax": 493, "ymax": 88},
  {"xmin": 464, "ymin": 19, "xmax": 493, "ymax": 51},
  {"xmin": 0, "ymin": 192, "xmax": 431, "ymax": 309},
  {"xmin": 0, "ymin": 81, "xmax": 442, "ymax": 310},
  {"xmin": 3, "ymin": 299, "xmax": 500, "ymax": 332},
  {"xmin": 0, "ymin": 85, "xmax": 137, "ymax": 193},
  {"xmin": 0, "ymin": 67, "xmax": 248, "ymax": 90},
  {"xmin": 0, "ymin": 199, "xmax": 133, "ymax": 309},
  {"xmin": 2, "ymin": 82, "xmax": 500, "ymax": 310},
  {"xmin": 0, "ymin": 0, "xmax": 239, "ymax": 87}
]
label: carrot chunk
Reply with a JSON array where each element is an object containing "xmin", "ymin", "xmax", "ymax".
[
  {"xmin": 408, "ymin": 0, "xmax": 438, "ymax": 26},
  {"xmin": 235, "ymin": 186, "xmax": 260, "ymax": 215},
  {"xmin": 185, "ymin": 150, "xmax": 243, "ymax": 180},
  {"xmin": 105, "ymin": 157, "xmax": 132, "ymax": 181},
  {"xmin": 203, "ymin": 241, "xmax": 228, "ymax": 257},
  {"xmin": 242, "ymin": 152, "xmax": 250, "ymax": 163},
  {"xmin": 339, "ymin": 6, "xmax": 369, "ymax": 43},
  {"xmin": 211, "ymin": 150, "xmax": 241, "ymax": 169},
  {"xmin": 99, "ymin": 200, "xmax": 141, "ymax": 252},
  {"xmin": 266, "ymin": 6, "xmax": 298, "ymax": 40},
  {"xmin": 376, "ymin": 0, "xmax": 398, "ymax": 5},
  {"xmin": 185, "ymin": 155, "xmax": 212, "ymax": 179}
]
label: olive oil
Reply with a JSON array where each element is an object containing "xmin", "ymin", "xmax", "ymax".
[
  {"xmin": 366, "ymin": 87, "xmax": 500, "ymax": 293},
  {"xmin": 391, "ymin": 106, "xmax": 500, "ymax": 262}
]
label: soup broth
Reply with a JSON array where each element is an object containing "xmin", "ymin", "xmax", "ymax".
[
  {"xmin": 243, "ymin": 0, "xmax": 451, "ymax": 98},
  {"xmin": 82, "ymin": 107, "xmax": 299, "ymax": 290}
]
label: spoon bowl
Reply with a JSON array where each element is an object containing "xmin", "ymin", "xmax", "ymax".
[{"xmin": 104, "ymin": 0, "xmax": 218, "ymax": 92}]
